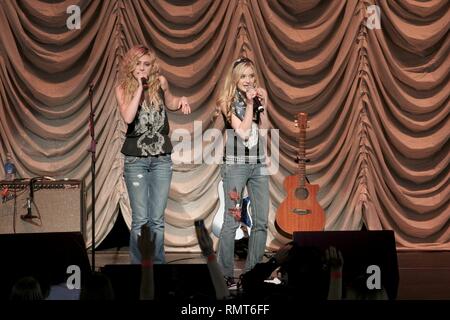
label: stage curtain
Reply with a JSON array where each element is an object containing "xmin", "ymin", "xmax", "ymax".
[{"xmin": 0, "ymin": 0, "xmax": 448, "ymax": 250}]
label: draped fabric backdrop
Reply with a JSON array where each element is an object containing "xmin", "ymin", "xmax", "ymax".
[{"xmin": 0, "ymin": 0, "xmax": 448, "ymax": 251}]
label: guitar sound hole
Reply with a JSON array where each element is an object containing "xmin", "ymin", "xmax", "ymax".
[{"xmin": 295, "ymin": 188, "xmax": 309, "ymax": 200}]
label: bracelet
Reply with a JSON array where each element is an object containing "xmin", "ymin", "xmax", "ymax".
[
  {"xmin": 330, "ymin": 271, "xmax": 342, "ymax": 279},
  {"xmin": 207, "ymin": 254, "xmax": 216, "ymax": 262},
  {"xmin": 141, "ymin": 259, "xmax": 153, "ymax": 268}
]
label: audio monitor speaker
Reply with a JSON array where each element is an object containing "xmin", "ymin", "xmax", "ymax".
[
  {"xmin": 101, "ymin": 264, "xmax": 216, "ymax": 300},
  {"xmin": 0, "ymin": 179, "xmax": 86, "ymax": 235},
  {"xmin": 0, "ymin": 231, "xmax": 90, "ymax": 299},
  {"xmin": 293, "ymin": 230, "xmax": 399, "ymax": 299}
]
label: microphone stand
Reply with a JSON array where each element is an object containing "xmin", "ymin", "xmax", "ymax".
[
  {"xmin": 21, "ymin": 177, "xmax": 38, "ymax": 220},
  {"xmin": 88, "ymin": 83, "xmax": 97, "ymax": 272}
]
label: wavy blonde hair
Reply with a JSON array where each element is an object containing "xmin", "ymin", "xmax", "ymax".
[
  {"xmin": 117, "ymin": 45, "xmax": 162, "ymax": 109},
  {"xmin": 216, "ymin": 58, "xmax": 258, "ymax": 123}
]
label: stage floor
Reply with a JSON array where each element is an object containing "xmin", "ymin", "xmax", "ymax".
[
  {"xmin": 92, "ymin": 248, "xmax": 254, "ymax": 281},
  {"xmin": 89, "ymin": 248, "xmax": 450, "ymax": 300}
]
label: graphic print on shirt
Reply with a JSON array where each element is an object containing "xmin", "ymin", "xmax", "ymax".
[{"xmin": 136, "ymin": 100, "xmax": 166, "ymax": 156}]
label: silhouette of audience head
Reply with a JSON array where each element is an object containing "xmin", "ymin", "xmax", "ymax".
[
  {"xmin": 10, "ymin": 276, "xmax": 44, "ymax": 301},
  {"xmin": 80, "ymin": 272, "xmax": 114, "ymax": 300}
]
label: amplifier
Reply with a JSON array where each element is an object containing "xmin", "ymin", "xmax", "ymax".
[{"xmin": 0, "ymin": 179, "xmax": 86, "ymax": 235}]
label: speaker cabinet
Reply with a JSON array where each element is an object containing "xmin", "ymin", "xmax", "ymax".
[
  {"xmin": 101, "ymin": 264, "xmax": 216, "ymax": 300},
  {"xmin": 293, "ymin": 230, "xmax": 399, "ymax": 299},
  {"xmin": 0, "ymin": 232, "xmax": 90, "ymax": 299},
  {"xmin": 0, "ymin": 180, "xmax": 86, "ymax": 235}
]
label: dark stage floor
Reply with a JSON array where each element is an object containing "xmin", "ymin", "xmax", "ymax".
[
  {"xmin": 88, "ymin": 215, "xmax": 450, "ymax": 300},
  {"xmin": 89, "ymin": 247, "xmax": 450, "ymax": 300}
]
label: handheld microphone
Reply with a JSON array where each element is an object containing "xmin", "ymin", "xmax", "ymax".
[
  {"xmin": 141, "ymin": 78, "xmax": 149, "ymax": 90},
  {"xmin": 249, "ymin": 85, "xmax": 264, "ymax": 113},
  {"xmin": 251, "ymin": 89, "xmax": 264, "ymax": 123},
  {"xmin": 253, "ymin": 97, "xmax": 264, "ymax": 113}
]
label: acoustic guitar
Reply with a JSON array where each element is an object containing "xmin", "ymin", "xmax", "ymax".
[{"xmin": 275, "ymin": 112, "xmax": 325, "ymax": 237}]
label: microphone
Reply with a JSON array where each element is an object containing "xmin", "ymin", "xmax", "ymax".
[
  {"xmin": 252, "ymin": 94, "xmax": 264, "ymax": 123},
  {"xmin": 141, "ymin": 78, "xmax": 149, "ymax": 90},
  {"xmin": 248, "ymin": 85, "xmax": 264, "ymax": 114},
  {"xmin": 253, "ymin": 96, "xmax": 264, "ymax": 114}
]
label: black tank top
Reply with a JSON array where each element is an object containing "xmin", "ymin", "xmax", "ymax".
[{"xmin": 121, "ymin": 89, "xmax": 172, "ymax": 156}]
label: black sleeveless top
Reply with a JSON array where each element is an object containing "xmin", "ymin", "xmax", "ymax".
[{"xmin": 121, "ymin": 89, "xmax": 172, "ymax": 156}]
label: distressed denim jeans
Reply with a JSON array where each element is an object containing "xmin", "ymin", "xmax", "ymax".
[
  {"xmin": 124, "ymin": 154, "xmax": 172, "ymax": 264},
  {"xmin": 217, "ymin": 163, "xmax": 269, "ymax": 278}
]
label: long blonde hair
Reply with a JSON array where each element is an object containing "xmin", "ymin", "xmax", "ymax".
[
  {"xmin": 117, "ymin": 45, "xmax": 162, "ymax": 109},
  {"xmin": 216, "ymin": 57, "xmax": 258, "ymax": 124}
]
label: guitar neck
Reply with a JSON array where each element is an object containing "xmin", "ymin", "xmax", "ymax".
[{"xmin": 297, "ymin": 113, "xmax": 307, "ymax": 188}]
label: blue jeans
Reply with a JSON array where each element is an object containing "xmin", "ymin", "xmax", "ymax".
[
  {"xmin": 217, "ymin": 163, "xmax": 269, "ymax": 278},
  {"xmin": 124, "ymin": 154, "xmax": 173, "ymax": 264}
]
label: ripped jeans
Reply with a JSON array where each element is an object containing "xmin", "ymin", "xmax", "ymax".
[
  {"xmin": 217, "ymin": 163, "xmax": 270, "ymax": 278},
  {"xmin": 124, "ymin": 154, "xmax": 173, "ymax": 264}
]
